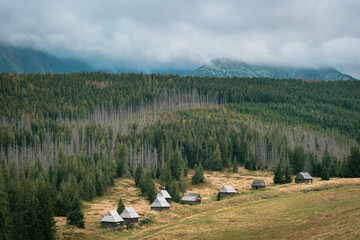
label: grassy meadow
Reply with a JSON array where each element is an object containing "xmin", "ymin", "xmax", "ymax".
[{"xmin": 56, "ymin": 168, "xmax": 360, "ymax": 240}]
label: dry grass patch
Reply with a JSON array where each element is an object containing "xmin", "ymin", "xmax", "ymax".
[{"xmin": 56, "ymin": 168, "xmax": 360, "ymax": 240}]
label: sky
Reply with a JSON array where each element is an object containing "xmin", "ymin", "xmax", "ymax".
[{"xmin": 0, "ymin": 0, "xmax": 360, "ymax": 77}]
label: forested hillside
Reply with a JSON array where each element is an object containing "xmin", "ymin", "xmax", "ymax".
[{"xmin": 0, "ymin": 72, "xmax": 359, "ymax": 239}]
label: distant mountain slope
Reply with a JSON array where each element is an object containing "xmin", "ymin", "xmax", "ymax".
[
  {"xmin": 192, "ymin": 59, "xmax": 356, "ymax": 80},
  {"xmin": 0, "ymin": 45, "xmax": 91, "ymax": 73}
]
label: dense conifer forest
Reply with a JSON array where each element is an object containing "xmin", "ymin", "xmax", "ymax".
[{"xmin": 0, "ymin": 72, "xmax": 359, "ymax": 239}]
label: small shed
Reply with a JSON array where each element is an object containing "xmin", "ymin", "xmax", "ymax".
[
  {"xmin": 180, "ymin": 193, "xmax": 202, "ymax": 205},
  {"xmin": 251, "ymin": 179, "xmax": 266, "ymax": 190},
  {"xmin": 150, "ymin": 196, "xmax": 170, "ymax": 211},
  {"xmin": 157, "ymin": 190, "xmax": 172, "ymax": 201},
  {"xmin": 295, "ymin": 172, "xmax": 313, "ymax": 183},
  {"xmin": 219, "ymin": 185, "xmax": 237, "ymax": 197},
  {"xmin": 120, "ymin": 207, "xmax": 140, "ymax": 224},
  {"xmin": 100, "ymin": 210, "xmax": 124, "ymax": 228}
]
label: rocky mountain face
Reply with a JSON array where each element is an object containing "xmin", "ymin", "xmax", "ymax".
[
  {"xmin": 192, "ymin": 59, "xmax": 356, "ymax": 80},
  {"xmin": 0, "ymin": 45, "xmax": 91, "ymax": 74}
]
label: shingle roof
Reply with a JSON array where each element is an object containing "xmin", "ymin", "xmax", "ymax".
[
  {"xmin": 100, "ymin": 210, "xmax": 124, "ymax": 223},
  {"xmin": 151, "ymin": 197, "xmax": 170, "ymax": 208},
  {"xmin": 157, "ymin": 190, "xmax": 172, "ymax": 199},
  {"xmin": 220, "ymin": 185, "xmax": 237, "ymax": 193},
  {"xmin": 120, "ymin": 207, "xmax": 140, "ymax": 219},
  {"xmin": 181, "ymin": 193, "xmax": 201, "ymax": 202},
  {"xmin": 296, "ymin": 172, "xmax": 313, "ymax": 180},
  {"xmin": 251, "ymin": 179, "xmax": 266, "ymax": 187}
]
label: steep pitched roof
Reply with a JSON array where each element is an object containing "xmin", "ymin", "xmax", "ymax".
[
  {"xmin": 181, "ymin": 193, "xmax": 201, "ymax": 202},
  {"xmin": 296, "ymin": 172, "xmax": 313, "ymax": 180},
  {"xmin": 220, "ymin": 185, "xmax": 237, "ymax": 193},
  {"xmin": 100, "ymin": 210, "xmax": 124, "ymax": 223},
  {"xmin": 157, "ymin": 190, "xmax": 172, "ymax": 199},
  {"xmin": 251, "ymin": 179, "xmax": 266, "ymax": 187},
  {"xmin": 120, "ymin": 207, "xmax": 140, "ymax": 219},
  {"xmin": 151, "ymin": 197, "xmax": 170, "ymax": 208}
]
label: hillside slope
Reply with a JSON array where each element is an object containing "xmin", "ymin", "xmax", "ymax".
[
  {"xmin": 56, "ymin": 169, "xmax": 360, "ymax": 240},
  {"xmin": 192, "ymin": 59, "xmax": 356, "ymax": 80},
  {"xmin": 0, "ymin": 45, "xmax": 91, "ymax": 73}
]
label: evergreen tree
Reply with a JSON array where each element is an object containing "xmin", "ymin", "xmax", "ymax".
[
  {"xmin": 212, "ymin": 144, "xmax": 223, "ymax": 171},
  {"xmin": 191, "ymin": 164, "xmax": 205, "ymax": 185},
  {"xmin": 159, "ymin": 164, "xmax": 172, "ymax": 189},
  {"xmin": 217, "ymin": 191, "xmax": 221, "ymax": 201},
  {"xmin": 67, "ymin": 196, "xmax": 85, "ymax": 228},
  {"xmin": 165, "ymin": 179, "xmax": 180, "ymax": 202},
  {"xmin": 134, "ymin": 165, "xmax": 144, "ymax": 187},
  {"xmin": 346, "ymin": 146, "xmax": 360, "ymax": 177},
  {"xmin": 274, "ymin": 163, "xmax": 285, "ymax": 184},
  {"xmin": 321, "ymin": 166, "xmax": 330, "ymax": 181},
  {"xmin": 284, "ymin": 164, "xmax": 292, "ymax": 183},
  {"xmin": 146, "ymin": 177, "xmax": 157, "ymax": 203},
  {"xmin": 37, "ymin": 181, "xmax": 56, "ymax": 240},
  {"xmin": 117, "ymin": 198, "xmax": 125, "ymax": 215},
  {"xmin": 115, "ymin": 142, "xmax": 127, "ymax": 177},
  {"xmin": 232, "ymin": 157, "xmax": 238, "ymax": 173},
  {"xmin": 0, "ymin": 165, "xmax": 11, "ymax": 240}
]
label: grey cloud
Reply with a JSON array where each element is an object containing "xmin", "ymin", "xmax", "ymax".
[{"xmin": 0, "ymin": 0, "xmax": 359, "ymax": 77}]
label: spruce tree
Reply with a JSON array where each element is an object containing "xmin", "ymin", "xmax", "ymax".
[
  {"xmin": 347, "ymin": 146, "xmax": 360, "ymax": 177},
  {"xmin": 146, "ymin": 177, "xmax": 157, "ymax": 203},
  {"xmin": 232, "ymin": 157, "xmax": 238, "ymax": 173},
  {"xmin": 37, "ymin": 181, "xmax": 56, "ymax": 240},
  {"xmin": 67, "ymin": 196, "xmax": 85, "ymax": 228},
  {"xmin": 134, "ymin": 165, "xmax": 144, "ymax": 187},
  {"xmin": 191, "ymin": 164, "xmax": 204, "ymax": 185},
  {"xmin": 0, "ymin": 166, "xmax": 11, "ymax": 240},
  {"xmin": 117, "ymin": 198, "xmax": 125, "ymax": 215},
  {"xmin": 217, "ymin": 191, "xmax": 221, "ymax": 201},
  {"xmin": 274, "ymin": 163, "xmax": 285, "ymax": 184},
  {"xmin": 321, "ymin": 166, "xmax": 330, "ymax": 180},
  {"xmin": 284, "ymin": 164, "xmax": 292, "ymax": 183},
  {"xmin": 212, "ymin": 144, "xmax": 223, "ymax": 171}
]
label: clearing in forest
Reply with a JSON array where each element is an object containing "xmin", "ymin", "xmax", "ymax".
[{"xmin": 56, "ymin": 167, "xmax": 360, "ymax": 240}]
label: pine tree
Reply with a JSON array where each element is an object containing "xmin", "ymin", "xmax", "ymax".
[
  {"xmin": 284, "ymin": 164, "xmax": 292, "ymax": 183},
  {"xmin": 115, "ymin": 142, "xmax": 127, "ymax": 177},
  {"xmin": 212, "ymin": 144, "xmax": 223, "ymax": 171},
  {"xmin": 274, "ymin": 163, "xmax": 285, "ymax": 184},
  {"xmin": 117, "ymin": 198, "xmax": 125, "ymax": 215}
]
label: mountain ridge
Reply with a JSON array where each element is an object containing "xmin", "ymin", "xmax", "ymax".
[
  {"xmin": 0, "ymin": 45, "xmax": 91, "ymax": 74},
  {"xmin": 192, "ymin": 58, "xmax": 356, "ymax": 80}
]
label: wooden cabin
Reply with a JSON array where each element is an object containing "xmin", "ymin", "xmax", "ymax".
[
  {"xmin": 100, "ymin": 210, "xmax": 124, "ymax": 228},
  {"xmin": 295, "ymin": 172, "xmax": 313, "ymax": 183},
  {"xmin": 120, "ymin": 207, "xmax": 140, "ymax": 225},
  {"xmin": 157, "ymin": 190, "xmax": 172, "ymax": 201},
  {"xmin": 251, "ymin": 179, "xmax": 266, "ymax": 190},
  {"xmin": 180, "ymin": 193, "xmax": 202, "ymax": 205},
  {"xmin": 219, "ymin": 185, "xmax": 237, "ymax": 197},
  {"xmin": 150, "ymin": 196, "xmax": 170, "ymax": 211}
]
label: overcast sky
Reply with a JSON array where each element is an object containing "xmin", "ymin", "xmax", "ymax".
[{"xmin": 1, "ymin": 0, "xmax": 360, "ymax": 77}]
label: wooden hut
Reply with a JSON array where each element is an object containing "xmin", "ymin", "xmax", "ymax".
[
  {"xmin": 219, "ymin": 185, "xmax": 237, "ymax": 197},
  {"xmin": 295, "ymin": 172, "xmax": 313, "ymax": 183},
  {"xmin": 157, "ymin": 190, "xmax": 172, "ymax": 201},
  {"xmin": 150, "ymin": 196, "xmax": 170, "ymax": 211},
  {"xmin": 120, "ymin": 207, "xmax": 140, "ymax": 224},
  {"xmin": 251, "ymin": 179, "xmax": 266, "ymax": 190},
  {"xmin": 180, "ymin": 193, "xmax": 202, "ymax": 205},
  {"xmin": 100, "ymin": 210, "xmax": 124, "ymax": 228}
]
